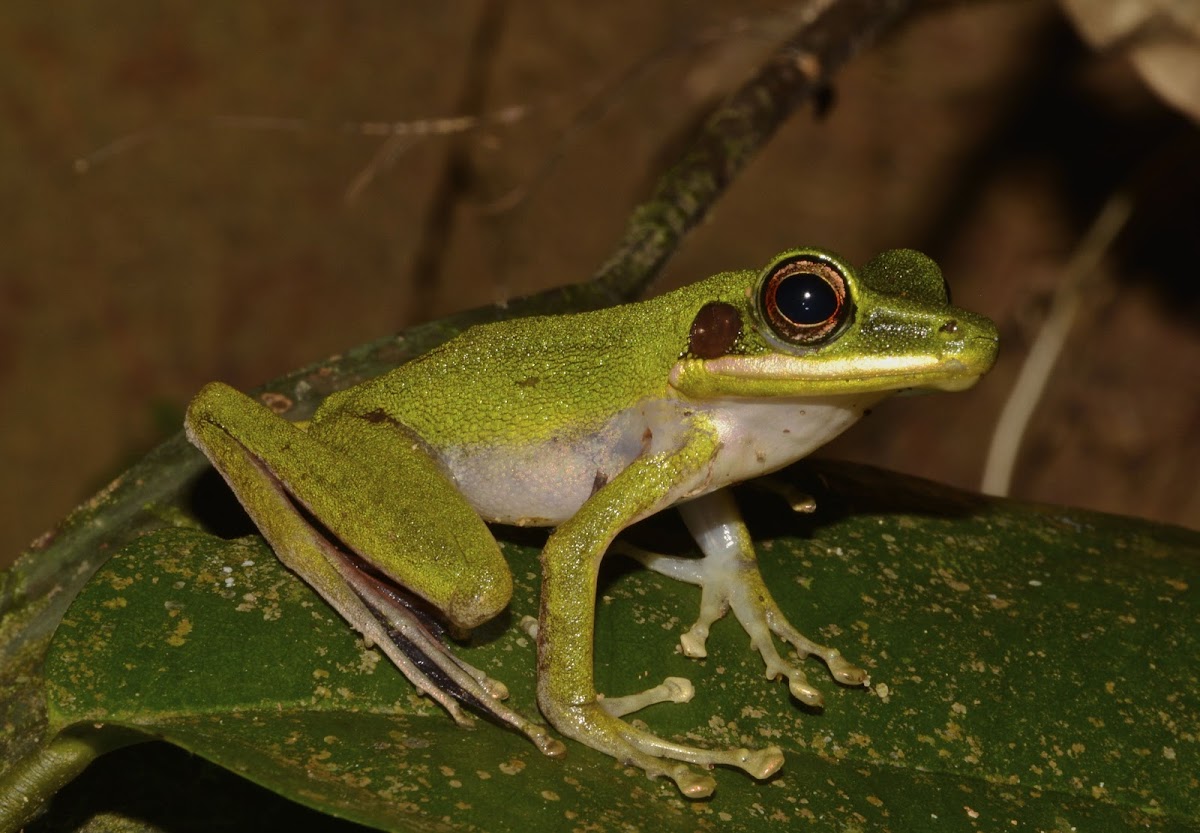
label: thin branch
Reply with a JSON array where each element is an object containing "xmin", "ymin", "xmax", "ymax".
[
  {"xmin": 981, "ymin": 193, "xmax": 1133, "ymax": 496},
  {"xmin": 593, "ymin": 0, "xmax": 915, "ymax": 301}
]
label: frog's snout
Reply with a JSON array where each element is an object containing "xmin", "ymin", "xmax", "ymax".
[
  {"xmin": 940, "ymin": 310, "xmax": 999, "ymax": 363},
  {"xmin": 925, "ymin": 313, "xmax": 998, "ymax": 391}
]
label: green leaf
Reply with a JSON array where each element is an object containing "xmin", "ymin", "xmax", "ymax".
[{"xmin": 40, "ymin": 464, "xmax": 1199, "ymax": 832}]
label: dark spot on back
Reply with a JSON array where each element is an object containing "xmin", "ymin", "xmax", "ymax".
[{"xmin": 361, "ymin": 408, "xmax": 402, "ymax": 428}]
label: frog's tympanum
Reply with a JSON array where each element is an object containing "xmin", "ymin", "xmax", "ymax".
[{"xmin": 186, "ymin": 249, "xmax": 999, "ymax": 797}]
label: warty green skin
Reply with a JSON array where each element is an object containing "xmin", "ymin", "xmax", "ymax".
[{"xmin": 184, "ymin": 247, "xmax": 999, "ymax": 798}]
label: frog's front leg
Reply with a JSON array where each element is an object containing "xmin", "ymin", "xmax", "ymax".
[
  {"xmin": 536, "ymin": 424, "xmax": 783, "ymax": 798},
  {"xmin": 631, "ymin": 488, "xmax": 868, "ymax": 706}
]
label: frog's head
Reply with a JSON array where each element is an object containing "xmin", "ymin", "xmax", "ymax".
[{"xmin": 669, "ymin": 248, "xmax": 999, "ymax": 399}]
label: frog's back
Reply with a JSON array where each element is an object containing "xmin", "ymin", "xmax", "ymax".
[
  {"xmin": 315, "ymin": 265, "xmax": 763, "ymax": 444},
  {"xmin": 321, "ymin": 299, "xmax": 681, "ymax": 449}
]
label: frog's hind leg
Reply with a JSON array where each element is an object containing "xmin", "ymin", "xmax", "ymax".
[
  {"xmin": 185, "ymin": 383, "xmax": 564, "ymax": 757},
  {"xmin": 627, "ymin": 489, "xmax": 868, "ymax": 707}
]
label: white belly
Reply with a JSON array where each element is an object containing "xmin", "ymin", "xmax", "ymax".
[{"xmin": 437, "ymin": 393, "xmax": 884, "ymax": 527}]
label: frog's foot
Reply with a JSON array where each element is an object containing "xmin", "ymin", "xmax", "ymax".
[
  {"xmin": 544, "ymin": 699, "xmax": 783, "ymax": 798},
  {"xmin": 599, "ymin": 676, "xmax": 694, "ymax": 718},
  {"xmin": 620, "ymin": 542, "xmax": 867, "ymax": 707},
  {"xmin": 340, "ymin": 557, "xmax": 566, "ymax": 758}
]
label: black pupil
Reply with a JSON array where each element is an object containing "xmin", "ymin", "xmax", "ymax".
[{"xmin": 776, "ymin": 272, "xmax": 838, "ymax": 325}]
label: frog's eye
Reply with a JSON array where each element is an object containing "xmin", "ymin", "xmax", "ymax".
[{"xmin": 759, "ymin": 256, "xmax": 851, "ymax": 345}]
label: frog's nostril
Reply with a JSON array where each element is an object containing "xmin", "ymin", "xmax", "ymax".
[{"xmin": 939, "ymin": 319, "xmax": 959, "ymax": 335}]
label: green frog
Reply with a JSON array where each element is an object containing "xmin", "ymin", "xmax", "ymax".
[{"xmin": 186, "ymin": 247, "xmax": 998, "ymax": 797}]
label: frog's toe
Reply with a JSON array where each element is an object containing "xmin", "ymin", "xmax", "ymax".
[
  {"xmin": 742, "ymin": 745, "xmax": 785, "ymax": 779},
  {"xmin": 679, "ymin": 624, "xmax": 710, "ymax": 658},
  {"xmin": 787, "ymin": 675, "xmax": 824, "ymax": 707},
  {"xmin": 825, "ymin": 652, "xmax": 870, "ymax": 686},
  {"xmin": 832, "ymin": 665, "xmax": 870, "ymax": 686},
  {"xmin": 671, "ymin": 767, "xmax": 717, "ymax": 798},
  {"xmin": 534, "ymin": 731, "xmax": 568, "ymax": 758},
  {"xmin": 600, "ymin": 676, "xmax": 694, "ymax": 717},
  {"xmin": 774, "ymin": 643, "xmax": 868, "ymax": 703}
]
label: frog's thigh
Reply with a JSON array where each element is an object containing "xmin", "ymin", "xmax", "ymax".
[
  {"xmin": 190, "ymin": 386, "xmax": 567, "ymax": 752},
  {"xmin": 188, "ymin": 384, "xmax": 511, "ymax": 630},
  {"xmin": 304, "ymin": 414, "xmax": 514, "ymax": 629}
]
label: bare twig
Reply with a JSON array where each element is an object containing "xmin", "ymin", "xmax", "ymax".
[
  {"xmin": 981, "ymin": 193, "xmax": 1133, "ymax": 496},
  {"xmin": 594, "ymin": 0, "xmax": 914, "ymax": 301}
]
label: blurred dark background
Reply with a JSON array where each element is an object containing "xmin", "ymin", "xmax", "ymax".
[{"xmin": 3, "ymin": 0, "xmax": 1197, "ymax": 566}]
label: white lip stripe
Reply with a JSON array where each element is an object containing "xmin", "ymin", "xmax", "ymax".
[{"xmin": 700, "ymin": 353, "xmax": 944, "ymax": 380}]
